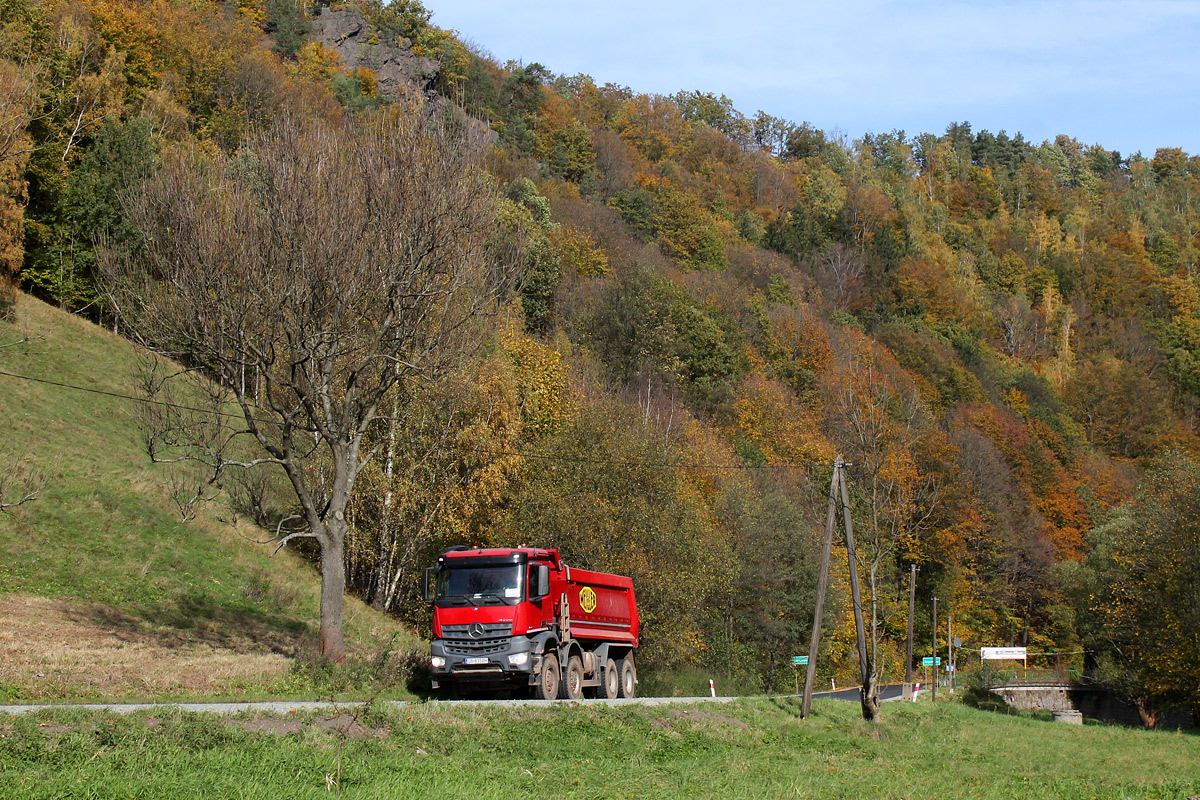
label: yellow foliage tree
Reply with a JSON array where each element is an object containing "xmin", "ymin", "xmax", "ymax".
[
  {"xmin": 346, "ymin": 348, "xmax": 525, "ymax": 614},
  {"xmin": 296, "ymin": 41, "xmax": 343, "ymax": 84},
  {"xmin": 551, "ymin": 224, "xmax": 609, "ymax": 277},
  {"xmin": 501, "ymin": 323, "xmax": 574, "ymax": 438},
  {"xmin": 639, "ymin": 174, "xmax": 727, "ymax": 270},
  {"xmin": 893, "ymin": 237, "xmax": 982, "ymax": 327},
  {"xmin": 733, "ymin": 371, "xmax": 833, "ymax": 465},
  {"xmin": 615, "ymin": 93, "xmax": 682, "ymax": 163}
]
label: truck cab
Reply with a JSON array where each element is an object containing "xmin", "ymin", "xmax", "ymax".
[{"xmin": 424, "ymin": 546, "xmax": 638, "ymax": 700}]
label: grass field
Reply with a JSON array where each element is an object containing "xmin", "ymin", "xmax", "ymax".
[
  {"xmin": 1, "ymin": 697, "xmax": 1197, "ymax": 799},
  {"xmin": 0, "ymin": 295, "xmax": 415, "ymax": 701}
]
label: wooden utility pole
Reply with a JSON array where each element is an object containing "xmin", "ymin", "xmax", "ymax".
[
  {"xmin": 839, "ymin": 461, "xmax": 873, "ymax": 721},
  {"xmin": 948, "ymin": 607, "xmax": 954, "ymax": 695},
  {"xmin": 801, "ymin": 458, "xmax": 841, "ymax": 719},
  {"xmin": 931, "ymin": 596, "xmax": 938, "ymax": 703},
  {"xmin": 803, "ymin": 457, "xmax": 874, "ymax": 721},
  {"xmin": 905, "ymin": 563, "xmax": 916, "ymax": 685}
]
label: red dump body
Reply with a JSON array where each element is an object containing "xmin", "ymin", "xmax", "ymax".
[
  {"xmin": 434, "ymin": 547, "xmax": 639, "ymax": 647},
  {"xmin": 555, "ymin": 564, "xmax": 638, "ymax": 647}
]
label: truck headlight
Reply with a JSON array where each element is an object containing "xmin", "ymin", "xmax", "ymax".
[
  {"xmin": 431, "ymin": 656, "xmax": 446, "ymax": 668},
  {"xmin": 507, "ymin": 652, "xmax": 529, "ymax": 667}
]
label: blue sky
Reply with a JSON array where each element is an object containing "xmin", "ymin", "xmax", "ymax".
[{"xmin": 427, "ymin": 0, "xmax": 1200, "ymax": 157}]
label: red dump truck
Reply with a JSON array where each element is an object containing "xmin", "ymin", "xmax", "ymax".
[{"xmin": 423, "ymin": 546, "xmax": 639, "ymax": 699}]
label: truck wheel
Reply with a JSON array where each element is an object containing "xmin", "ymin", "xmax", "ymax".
[
  {"xmin": 618, "ymin": 654, "xmax": 636, "ymax": 699},
  {"xmin": 533, "ymin": 652, "xmax": 559, "ymax": 700},
  {"xmin": 602, "ymin": 657, "xmax": 620, "ymax": 700},
  {"xmin": 560, "ymin": 654, "xmax": 584, "ymax": 700}
]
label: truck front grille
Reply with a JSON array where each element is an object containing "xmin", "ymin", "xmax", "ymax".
[{"xmin": 441, "ymin": 622, "xmax": 513, "ymax": 655}]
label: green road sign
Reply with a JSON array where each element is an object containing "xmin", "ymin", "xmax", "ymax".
[
  {"xmin": 921, "ymin": 657, "xmax": 942, "ymax": 666},
  {"xmin": 792, "ymin": 656, "xmax": 809, "ymax": 666}
]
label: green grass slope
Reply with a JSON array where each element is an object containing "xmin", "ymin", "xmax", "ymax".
[
  {"xmin": 1, "ymin": 698, "xmax": 1196, "ymax": 799},
  {"xmin": 0, "ymin": 295, "xmax": 415, "ymax": 701}
]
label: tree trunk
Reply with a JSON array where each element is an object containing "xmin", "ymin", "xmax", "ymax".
[
  {"xmin": 905, "ymin": 563, "xmax": 916, "ymax": 684},
  {"xmin": 860, "ymin": 687, "xmax": 880, "ymax": 720},
  {"xmin": 371, "ymin": 381, "xmax": 401, "ymax": 611},
  {"xmin": 319, "ymin": 530, "xmax": 347, "ymax": 662},
  {"xmin": 1135, "ymin": 697, "xmax": 1158, "ymax": 729}
]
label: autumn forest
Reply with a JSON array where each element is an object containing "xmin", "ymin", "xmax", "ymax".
[{"xmin": 2, "ymin": 0, "xmax": 1198, "ymax": 724}]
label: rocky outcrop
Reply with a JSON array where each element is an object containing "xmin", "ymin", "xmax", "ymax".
[
  {"xmin": 311, "ymin": 7, "xmax": 439, "ymax": 102},
  {"xmin": 308, "ymin": 7, "xmax": 496, "ymax": 147}
]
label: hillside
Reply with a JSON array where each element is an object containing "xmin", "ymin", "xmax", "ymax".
[{"xmin": 0, "ymin": 295, "xmax": 414, "ymax": 701}]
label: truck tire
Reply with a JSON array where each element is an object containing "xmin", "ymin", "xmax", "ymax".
[
  {"xmin": 561, "ymin": 654, "xmax": 584, "ymax": 700},
  {"xmin": 533, "ymin": 652, "xmax": 560, "ymax": 700},
  {"xmin": 618, "ymin": 654, "xmax": 636, "ymax": 699},
  {"xmin": 602, "ymin": 657, "xmax": 620, "ymax": 700}
]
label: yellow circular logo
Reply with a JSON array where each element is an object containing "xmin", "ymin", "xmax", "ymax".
[{"xmin": 579, "ymin": 587, "xmax": 597, "ymax": 614}]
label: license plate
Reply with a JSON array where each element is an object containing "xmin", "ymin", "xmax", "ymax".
[{"xmin": 464, "ymin": 657, "xmax": 488, "ymax": 665}]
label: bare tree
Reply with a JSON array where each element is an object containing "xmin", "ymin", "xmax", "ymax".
[
  {"xmin": 99, "ymin": 106, "xmax": 518, "ymax": 661},
  {"xmin": 816, "ymin": 243, "xmax": 865, "ymax": 312},
  {"xmin": 0, "ymin": 58, "xmax": 37, "ymax": 167},
  {"xmin": 994, "ymin": 292, "xmax": 1048, "ymax": 361},
  {"xmin": 825, "ymin": 337, "xmax": 944, "ymax": 720}
]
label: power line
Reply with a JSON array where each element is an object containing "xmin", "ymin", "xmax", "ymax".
[
  {"xmin": 0, "ymin": 367, "xmax": 819, "ymax": 472},
  {"xmin": 0, "ymin": 368, "xmax": 248, "ymax": 420}
]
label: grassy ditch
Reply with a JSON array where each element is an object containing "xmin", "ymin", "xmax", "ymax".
[{"xmin": 1, "ymin": 698, "xmax": 1196, "ymax": 799}]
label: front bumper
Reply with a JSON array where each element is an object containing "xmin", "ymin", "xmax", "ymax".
[{"xmin": 430, "ymin": 635, "xmax": 542, "ymax": 687}]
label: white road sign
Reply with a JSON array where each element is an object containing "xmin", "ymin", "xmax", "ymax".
[{"xmin": 981, "ymin": 646, "xmax": 1027, "ymax": 661}]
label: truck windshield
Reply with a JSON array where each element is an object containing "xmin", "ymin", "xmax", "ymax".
[{"xmin": 436, "ymin": 565, "xmax": 522, "ymax": 605}]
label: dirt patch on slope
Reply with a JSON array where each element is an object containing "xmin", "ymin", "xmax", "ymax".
[
  {"xmin": 668, "ymin": 708, "xmax": 752, "ymax": 729},
  {"xmin": 0, "ymin": 594, "xmax": 290, "ymax": 699},
  {"xmin": 227, "ymin": 715, "xmax": 391, "ymax": 740},
  {"xmin": 230, "ymin": 717, "xmax": 306, "ymax": 736}
]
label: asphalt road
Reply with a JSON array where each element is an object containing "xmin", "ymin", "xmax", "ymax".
[
  {"xmin": 0, "ymin": 686, "xmax": 907, "ymax": 716},
  {"xmin": 813, "ymin": 684, "xmax": 907, "ymax": 703}
]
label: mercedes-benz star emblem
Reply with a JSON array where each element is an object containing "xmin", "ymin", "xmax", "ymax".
[{"xmin": 468, "ymin": 622, "xmax": 485, "ymax": 639}]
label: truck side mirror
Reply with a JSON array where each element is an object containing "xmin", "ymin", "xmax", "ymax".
[
  {"xmin": 531, "ymin": 564, "xmax": 550, "ymax": 600},
  {"xmin": 422, "ymin": 567, "xmax": 435, "ymax": 603}
]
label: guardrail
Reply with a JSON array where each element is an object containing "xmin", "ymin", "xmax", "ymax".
[{"xmin": 963, "ymin": 666, "xmax": 1091, "ymax": 688}]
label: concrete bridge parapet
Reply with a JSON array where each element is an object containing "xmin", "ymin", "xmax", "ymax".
[{"xmin": 987, "ymin": 682, "xmax": 1107, "ymax": 714}]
